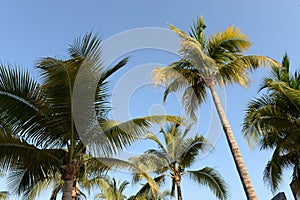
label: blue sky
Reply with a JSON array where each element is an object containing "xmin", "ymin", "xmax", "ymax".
[{"xmin": 0, "ymin": 0, "xmax": 300, "ymax": 199}]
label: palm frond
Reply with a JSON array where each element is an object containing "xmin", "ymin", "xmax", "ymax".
[
  {"xmin": 208, "ymin": 26, "xmax": 251, "ymax": 58},
  {"xmin": 86, "ymin": 115, "xmax": 184, "ymax": 157},
  {"xmin": 145, "ymin": 133, "xmax": 167, "ymax": 153},
  {"xmin": 179, "ymin": 135, "xmax": 208, "ymax": 168},
  {"xmin": 189, "ymin": 16, "xmax": 207, "ymax": 47},
  {"xmin": 98, "ymin": 57, "xmax": 129, "ymax": 84},
  {"xmin": 94, "ymin": 177, "xmax": 129, "ymax": 200},
  {"xmin": 0, "ymin": 66, "xmax": 52, "ymax": 146},
  {"xmin": 25, "ymin": 172, "xmax": 62, "ymax": 200},
  {"xmin": 0, "ymin": 133, "xmax": 64, "ymax": 171},
  {"xmin": 68, "ymin": 32, "xmax": 102, "ymax": 68},
  {"xmin": 130, "ymin": 175, "xmax": 167, "ymax": 200},
  {"xmin": 93, "ymin": 157, "xmax": 160, "ymax": 194},
  {"xmin": 216, "ymin": 55, "xmax": 280, "ymax": 87},
  {"xmin": 130, "ymin": 152, "xmax": 169, "ymax": 173},
  {"xmin": 263, "ymin": 159, "xmax": 283, "ymax": 193},
  {"xmin": 267, "ymin": 81, "xmax": 300, "ymax": 112},
  {"xmin": 152, "ymin": 60, "xmax": 207, "ymax": 121},
  {"xmin": 188, "ymin": 167, "xmax": 228, "ymax": 200}
]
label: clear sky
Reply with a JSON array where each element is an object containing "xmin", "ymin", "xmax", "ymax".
[{"xmin": 0, "ymin": 0, "xmax": 300, "ymax": 199}]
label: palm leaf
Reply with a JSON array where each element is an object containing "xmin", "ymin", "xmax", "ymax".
[
  {"xmin": 208, "ymin": 26, "xmax": 251, "ymax": 57},
  {"xmin": 188, "ymin": 167, "xmax": 228, "ymax": 200},
  {"xmin": 130, "ymin": 175, "xmax": 167, "ymax": 200},
  {"xmin": 189, "ymin": 16, "xmax": 206, "ymax": 47},
  {"xmin": 179, "ymin": 135, "xmax": 208, "ymax": 168},
  {"xmin": 94, "ymin": 157, "xmax": 160, "ymax": 195},
  {"xmin": 85, "ymin": 115, "xmax": 184, "ymax": 157},
  {"xmin": 216, "ymin": 55, "xmax": 280, "ymax": 87}
]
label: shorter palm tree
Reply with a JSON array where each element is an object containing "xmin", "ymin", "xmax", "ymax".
[
  {"xmin": 94, "ymin": 177, "xmax": 128, "ymax": 200},
  {"xmin": 130, "ymin": 123, "xmax": 228, "ymax": 200}
]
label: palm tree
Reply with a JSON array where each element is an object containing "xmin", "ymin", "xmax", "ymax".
[
  {"xmin": 152, "ymin": 17, "xmax": 280, "ymax": 199},
  {"xmin": 94, "ymin": 177, "xmax": 128, "ymax": 200},
  {"xmin": 243, "ymin": 54, "xmax": 300, "ymax": 199},
  {"xmin": 130, "ymin": 123, "xmax": 228, "ymax": 200},
  {"xmin": 0, "ymin": 33, "xmax": 182, "ymax": 200}
]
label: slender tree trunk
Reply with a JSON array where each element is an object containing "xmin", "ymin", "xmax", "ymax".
[
  {"xmin": 174, "ymin": 171, "xmax": 183, "ymax": 200},
  {"xmin": 61, "ymin": 160, "xmax": 80, "ymax": 200},
  {"xmin": 62, "ymin": 180, "xmax": 75, "ymax": 200},
  {"xmin": 176, "ymin": 181, "xmax": 183, "ymax": 200},
  {"xmin": 208, "ymin": 85, "xmax": 258, "ymax": 200}
]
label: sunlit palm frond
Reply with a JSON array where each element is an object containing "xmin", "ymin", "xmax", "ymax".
[
  {"xmin": 130, "ymin": 175, "xmax": 168, "ymax": 200},
  {"xmin": 94, "ymin": 177, "xmax": 128, "ymax": 200},
  {"xmin": 130, "ymin": 152, "xmax": 169, "ymax": 174},
  {"xmin": 145, "ymin": 133, "xmax": 166, "ymax": 152},
  {"xmin": 208, "ymin": 26, "xmax": 251, "ymax": 57},
  {"xmin": 181, "ymin": 86, "xmax": 202, "ymax": 121},
  {"xmin": 152, "ymin": 60, "xmax": 206, "ymax": 121},
  {"xmin": 181, "ymin": 39, "xmax": 215, "ymax": 75},
  {"xmin": 267, "ymin": 82, "xmax": 300, "ymax": 112},
  {"xmin": 216, "ymin": 55, "xmax": 280, "ymax": 87},
  {"xmin": 93, "ymin": 157, "xmax": 160, "ymax": 194}
]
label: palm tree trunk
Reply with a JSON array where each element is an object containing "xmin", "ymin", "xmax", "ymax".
[
  {"xmin": 62, "ymin": 179, "xmax": 75, "ymax": 200},
  {"xmin": 61, "ymin": 160, "xmax": 80, "ymax": 200},
  {"xmin": 174, "ymin": 170, "xmax": 183, "ymax": 200},
  {"xmin": 175, "ymin": 180, "xmax": 183, "ymax": 200},
  {"xmin": 208, "ymin": 85, "xmax": 258, "ymax": 200}
]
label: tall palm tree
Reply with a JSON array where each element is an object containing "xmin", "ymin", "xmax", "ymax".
[
  {"xmin": 243, "ymin": 54, "xmax": 300, "ymax": 199},
  {"xmin": 152, "ymin": 17, "xmax": 280, "ymax": 199},
  {"xmin": 0, "ymin": 33, "xmax": 181, "ymax": 200},
  {"xmin": 130, "ymin": 123, "xmax": 228, "ymax": 200}
]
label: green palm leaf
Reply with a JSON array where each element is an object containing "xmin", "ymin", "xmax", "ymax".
[{"xmin": 188, "ymin": 167, "xmax": 228, "ymax": 200}]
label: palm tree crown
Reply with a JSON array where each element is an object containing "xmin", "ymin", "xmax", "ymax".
[
  {"xmin": 243, "ymin": 54, "xmax": 300, "ymax": 199},
  {"xmin": 0, "ymin": 32, "xmax": 182, "ymax": 200},
  {"xmin": 130, "ymin": 123, "xmax": 228, "ymax": 200}
]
